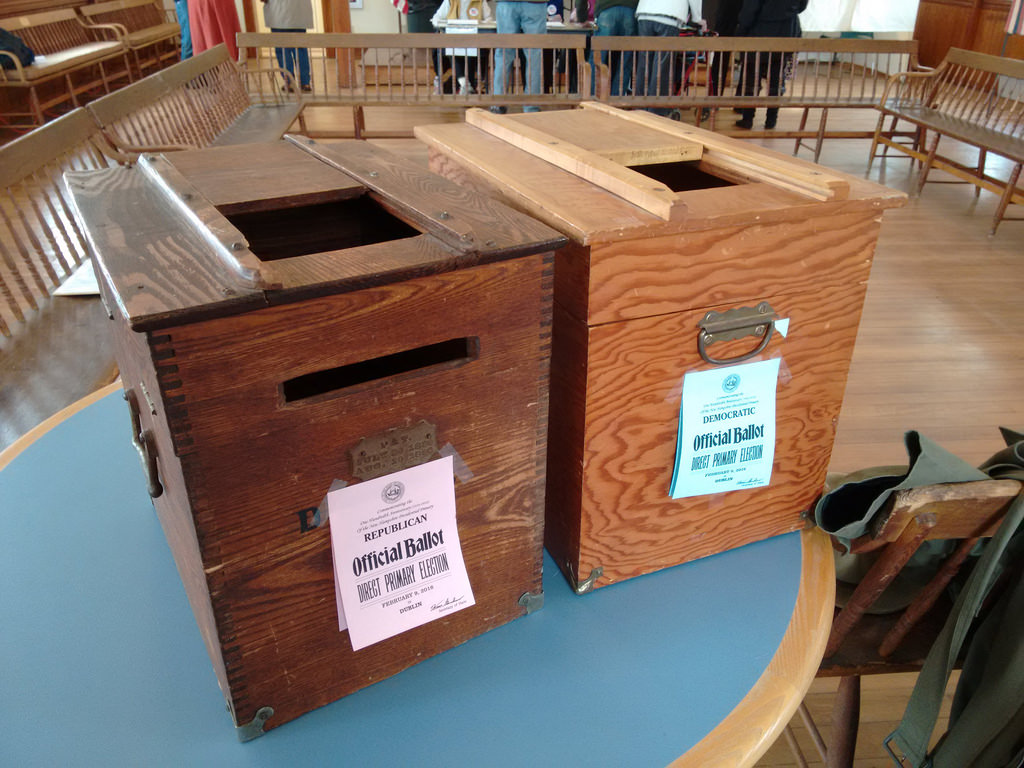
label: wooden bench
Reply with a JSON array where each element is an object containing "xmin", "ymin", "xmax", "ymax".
[
  {"xmin": 589, "ymin": 36, "xmax": 921, "ymax": 160},
  {"xmin": 86, "ymin": 44, "xmax": 305, "ymax": 156},
  {"xmin": 868, "ymin": 47, "xmax": 1024, "ymax": 234},
  {"xmin": 0, "ymin": 8, "xmax": 131, "ymax": 128},
  {"xmin": 0, "ymin": 108, "xmax": 116, "ymax": 337},
  {"xmin": 78, "ymin": 0, "xmax": 181, "ymax": 77}
]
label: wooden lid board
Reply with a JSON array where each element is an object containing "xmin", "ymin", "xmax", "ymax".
[
  {"xmin": 416, "ymin": 103, "xmax": 906, "ymax": 244},
  {"xmin": 67, "ymin": 139, "xmax": 565, "ymax": 331}
]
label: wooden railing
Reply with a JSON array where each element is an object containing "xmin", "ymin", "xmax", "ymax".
[
  {"xmin": 238, "ymin": 31, "xmax": 585, "ymax": 137},
  {"xmin": 237, "ymin": 32, "xmax": 918, "ymax": 148}
]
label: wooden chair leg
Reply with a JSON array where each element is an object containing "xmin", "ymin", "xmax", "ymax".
[
  {"xmin": 916, "ymin": 132, "xmax": 941, "ymax": 196},
  {"xmin": 814, "ymin": 107, "xmax": 829, "ymax": 163},
  {"xmin": 866, "ymin": 111, "xmax": 887, "ymax": 172},
  {"xmin": 975, "ymin": 148, "xmax": 987, "ymax": 197},
  {"xmin": 28, "ymin": 86, "xmax": 45, "ymax": 127},
  {"xmin": 353, "ymin": 104, "xmax": 366, "ymax": 140},
  {"xmin": 784, "ymin": 722, "xmax": 811, "ymax": 768},
  {"xmin": 827, "ymin": 676, "xmax": 861, "ymax": 768},
  {"xmin": 794, "ymin": 107, "xmax": 810, "ymax": 156},
  {"xmin": 65, "ymin": 73, "xmax": 80, "ymax": 109},
  {"xmin": 990, "ymin": 162, "xmax": 1022, "ymax": 236},
  {"xmin": 798, "ymin": 700, "xmax": 828, "ymax": 761}
]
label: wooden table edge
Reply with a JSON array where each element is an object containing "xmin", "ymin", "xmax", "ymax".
[
  {"xmin": 0, "ymin": 381, "xmax": 124, "ymax": 472},
  {"xmin": 672, "ymin": 526, "xmax": 836, "ymax": 767}
]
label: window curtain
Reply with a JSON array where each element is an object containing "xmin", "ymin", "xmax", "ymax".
[{"xmin": 799, "ymin": 0, "xmax": 920, "ymax": 32}]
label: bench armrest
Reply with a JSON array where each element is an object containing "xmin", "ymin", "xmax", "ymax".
[
  {"xmin": 878, "ymin": 69, "xmax": 937, "ymax": 107},
  {"xmin": 238, "ymin": 64, "xmax": 303, "ymax": 104},
  {"xmin": 79, "ymin": 19, "xmax": 129, "ymax": 43},
  {"xmin": 0, "ymin": 50, "xmax": 27, "ymax": 80}
]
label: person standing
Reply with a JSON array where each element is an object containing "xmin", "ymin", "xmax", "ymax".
[
  {"xmin": 634, "ymin": 0, "xmax": 703, "ymax": 115},
  {"xmin": 189, "ymin": 0, "xmax": 242, "ymax": 60},
  {"xmin": 408, "ymin": 0, "xmax": 444, "ymax": 95},
  {"xmin": 432, "ymin": 0, "xmax": 495, "ymax": 94},
  {"xmin": 408, "ymin": 0, "xmax": 444, "ymax": 31},
  {"xmin": 490, "ymin": 0, "xmax": 547, "ymax": 113},
  {"xmin": 261, "ymin": 0, "xmax": 314, "ymax": 92},
  {"xmin": 706, "ymin": 0, "xmax": 741, "ymax": 97},
  {"xmin": 733, "ymin": 0, "xmax": 807, "ymax": 129},
  {"xmin": 175, "ymin": 0, "xmax": 193, "ymax": 60},
  {"xmin": 588, "ymin": 0, "xmax": 638, "ymax": 96}
]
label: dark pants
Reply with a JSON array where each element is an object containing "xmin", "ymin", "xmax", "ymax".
[
  {"xmin": 595, "ymin": 6, "xmax": 637, "ymax": 96},
  {"xmin": 635, "ymin": 18, "xmax": 678, "ymax": 116},
  {"xmin": 271, "ymin": 28, "xmax": 311, "ymax": 89},
  {"xmin": 738, "ymin": 50, "xmax": 791, "ymax": 124}
]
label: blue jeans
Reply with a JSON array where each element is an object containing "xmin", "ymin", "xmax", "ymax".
[
  {"xmin": 634, "ymin": 19, "xmax": 678, "ymax": 116},
  {"xmin": 271, "ymin": 28, "xmax": 311, "ymax": 89},
  {"xmin": 175, "ymin": 0, "xmax": 192, "ymax": 60},
  {"xmin": 596, "ymin": 6, "xmax": 636, "ymax": 96},
  {"xmin": 492, "ymin": 1, "xmax": 547, "ymax": 112}
]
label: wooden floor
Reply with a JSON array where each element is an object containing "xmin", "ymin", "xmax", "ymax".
[{"xmin": 1, "ymin": 105, "xmax": 1021, "ymax": 765}]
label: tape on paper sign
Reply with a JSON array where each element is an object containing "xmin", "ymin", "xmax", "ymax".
[
  {"xmin": 439, "ymin": 443, "xmax": 474, "ymax": 482},
  {"xmin": 316, "ymin": 479, "xmax": 349, "ymax": 527}
]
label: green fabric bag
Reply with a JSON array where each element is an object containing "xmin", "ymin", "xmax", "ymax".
[
  {"xmin": 814, "ymin": 431, "xmax": 989, "ymax": 549},
  {"xmin": 884, "ymin": 428, "xmax": 1024, "ymax": 768}
]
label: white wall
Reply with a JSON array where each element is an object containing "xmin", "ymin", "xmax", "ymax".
[{"xmin": 349, "ymin": 0, "xmax": 405, "ymax": 33}]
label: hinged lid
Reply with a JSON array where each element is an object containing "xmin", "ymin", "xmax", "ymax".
[{"xmin": 66, "ymin": 139, "xmax": 565, "ymax": 331}]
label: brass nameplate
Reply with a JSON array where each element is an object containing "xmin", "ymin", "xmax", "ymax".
[{"xmin": 350, "ymin": 421, "xmax": 439, "ymax": 481}]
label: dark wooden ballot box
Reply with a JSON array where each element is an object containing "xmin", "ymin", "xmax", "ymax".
[
  {"xmin": 416, "ymin": 103, "xmax": 906, "ymax": 593},
  {"xmin": 65, "ymin": 138, "xmax": 565, "ymax": 737}
]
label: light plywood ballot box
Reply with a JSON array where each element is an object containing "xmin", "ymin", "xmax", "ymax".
[
  {"xmin": 65, "ymin": 138, "xmax": 565, "ymax": 737},
  {"xmin": 416, "ymin": 103, "xmax": 906, "ymax": 593}
]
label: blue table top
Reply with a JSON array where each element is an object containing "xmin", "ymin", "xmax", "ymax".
[{"xmin": 0, "ymin": 390, "xmax": 802, "ymax": 767}]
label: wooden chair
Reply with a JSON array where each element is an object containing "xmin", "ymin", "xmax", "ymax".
[
  {"xmin": 0, "ymin": 108, "xmax": 118, "ymax": 337},
  {"xmin": 786, "ymin": 477, "xmax": 1022, "ymax": 767}
]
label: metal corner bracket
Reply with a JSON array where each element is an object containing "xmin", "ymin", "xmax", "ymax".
[
  {"xmin": 236, "ymin": 706, "xmax": 274, "ymax": 742},
  {"xmin": 570, "ymin": 565, "xmax": 603, "ymax": 595},
  {"xmin": 518, "ymin": 590, "xmax": 544, "ymax": 614}
]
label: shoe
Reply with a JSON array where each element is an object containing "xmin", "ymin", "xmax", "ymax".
[
  {"xmin": 300, "ymin": 84, "xmax": 312, "ymax": 93},
  {"xmin": 698, "ymin": 108, "xmax": 711, "ymax": 122},
  {"xmin": 489, "ymin": 105, "xmax": 507, "ymax": 114},
  {"xmin": 281, "ymin": 84, "xmax": 294, "ymax": 93},
  {"xmin": 734, "ymin": 118, "xmax": 753, "ymax": 129},
  {"xmin": 764, "ymin": 118, "xmax": 776, "ymax": 129}
]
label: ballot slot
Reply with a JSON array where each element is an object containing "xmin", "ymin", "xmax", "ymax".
[
  {"xmin": 223, "ymin": 195, "xmax": 421, "ymax": 262},
  {"xmin": 627, "ymin": 160, "xmax": 735, "ymax": 193},
  {"xmin": 281, "ymin": 337, "xmax": 481, "ymax": 404}
]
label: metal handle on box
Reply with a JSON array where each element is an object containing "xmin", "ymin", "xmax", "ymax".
[
  {"xmin": 697, "ymin": 302, "xmax": 778, "ymax": 366},
  {"xmin": 124, "ymin": 388, "xmax": 163, "ymax": 498}
]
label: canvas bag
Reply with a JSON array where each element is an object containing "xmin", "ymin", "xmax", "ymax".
[
  {"xmin": 884, "ymin": 428, "xmax": 1024, "ymax": 768},
  {"xmin": 0, "ymin": 28, "xmax": 35, "ymax": 69},
  {"xmin": 815, "ymin": 431, "xmax": 989, "ymax": 549},
  {"xmin": 815, "ymin": 428, "xmax": 1024, "ymax": 767},
  {"xmin": 816, "ymin": 432, "xmax": 991, "ymax": 613}
]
